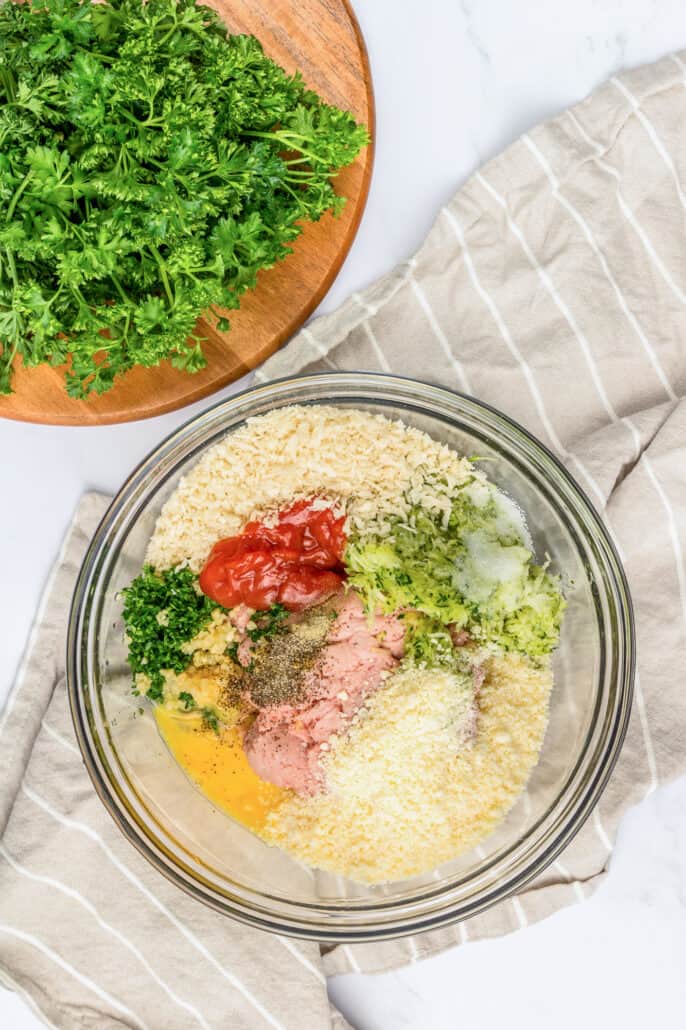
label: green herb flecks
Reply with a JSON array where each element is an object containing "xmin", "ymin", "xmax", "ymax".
[
  {"xmin": 0, "ymin": 0, "xmax": 368, "ymax": 396},
  {"xmin": 346, "ymin": 482, "xmax": 565, "ymax": 658},
  {"xmin": 121, "ymin": 564, "xmax": 219, "ymax": 700},
  {"xmin": 246, "ymin": 602, "xmax": 288, "ymax": 643},
  {"xmin": 178, "ymin": 690, "xmax": 197, "ymax": 711},
  {"xmin": 201, "ymin": 707, "xmax": 220, "ymax": 733},
  {"xmin": 402, "ymin": 613, "xmax": 459, "ymax": 669}
]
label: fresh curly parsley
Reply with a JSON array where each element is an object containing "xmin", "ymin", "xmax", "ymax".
[
  {"xmin": 0, "ymin": 0, "xmax": 368, "ymax": 396},
  {"xmin": 121, "ymin": 564, "xmax": 219, "ymax": 701}
]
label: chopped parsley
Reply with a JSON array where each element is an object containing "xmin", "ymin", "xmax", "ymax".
[
  {"xmin": 121, "ymin": 565, "xmax": 219, "ymax": 701},
  {"xmin": 178, "ymin": 691, "xmax": 197, "ymax": 711},
  {"xmin": 201, "ymin": 707, "xmax": 220, "ymax": 733},
  {"xmin": 247, "ymin": 603, "xmax": 289, "ymax": 642},
  {"xmin": 145, "ymin": 680, "xmax": 165, "ymax": 703}
]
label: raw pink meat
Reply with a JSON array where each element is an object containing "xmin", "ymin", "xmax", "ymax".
[
  {"xmin": 449, "ymin": 626, "xmax": 471, "ymax": 647},
  {"xmin": 244, "ymin": 592, "xmax": 405, "ymax": 793},
  {"xmin": 230, "ymin": 604, "xmax": 254, "ymax": 635}
]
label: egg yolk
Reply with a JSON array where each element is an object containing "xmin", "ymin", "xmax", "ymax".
[{"xmin": 154, "ymin": 707, "xmax": 289, "ymax": 832}]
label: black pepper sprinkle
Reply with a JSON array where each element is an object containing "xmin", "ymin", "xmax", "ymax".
[{"xmin": 219, "ymin": 606, "xmax": 332, "ymax": 710}]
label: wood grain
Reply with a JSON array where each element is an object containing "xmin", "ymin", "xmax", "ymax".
[{"xmin": 0, "ymin": 0, "xmax": 373, "ymax": 426}]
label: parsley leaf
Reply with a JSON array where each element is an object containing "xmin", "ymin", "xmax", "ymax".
[
  {"xmin": 0, "ymin": 0, "xmax": 369, "ymax": 396},
  {"xmin": 121, "ymin": 564, "xmax": 219, "ymax": 700}
]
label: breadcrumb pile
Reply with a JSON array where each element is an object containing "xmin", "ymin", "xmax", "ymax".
[{"xmin": 146, "ymin": 405, "xmax": 477, "ymax": 571}]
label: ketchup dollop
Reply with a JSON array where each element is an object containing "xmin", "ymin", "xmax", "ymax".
[{"xmin": 199, "ymin": 499, "xmax": 347, "ymax": 612}]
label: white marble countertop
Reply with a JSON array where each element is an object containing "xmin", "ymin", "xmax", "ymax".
[{"xmin": 2, "ymin": 1, "xmax": 686, "ymax": 1026}]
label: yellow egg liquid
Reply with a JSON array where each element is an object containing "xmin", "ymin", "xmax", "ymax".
[{"xmin": 154, "ymin": 707, "xmax": 288, "ymax": 832}]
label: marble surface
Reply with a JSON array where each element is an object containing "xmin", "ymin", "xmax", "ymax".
[{"xmin": 2, "ymin": 1, "xmax": 686, "ymax": 1026}]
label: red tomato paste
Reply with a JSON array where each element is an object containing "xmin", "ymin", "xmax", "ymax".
[{"xmin": 199, "ymin": 499, "xmax": 347, "ymax": 611}]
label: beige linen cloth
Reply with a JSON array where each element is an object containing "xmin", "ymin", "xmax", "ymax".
[{"xmin": 2, "ymin": 51, "xmax": 686, "ymax": 1029}]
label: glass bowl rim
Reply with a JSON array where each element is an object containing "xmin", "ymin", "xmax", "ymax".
[{"xmin": 66, "ymin": 370, "xmax": 635, "ymax": 942}]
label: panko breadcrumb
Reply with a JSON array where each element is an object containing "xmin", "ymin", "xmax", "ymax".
[{"xmin": 146, "ymin": 405, "xmax": 477, "ymax": 572}]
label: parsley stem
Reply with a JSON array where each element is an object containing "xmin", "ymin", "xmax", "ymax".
[
  {"xmin": 118, "ymin": 107, "xmax": 165, "ymax": 129},
  {"xmin": 280, "ymin": 181, "xmax": 305, "ymax": 205},
  {"xmin": 1, "ymin": 337, "xmax": 20, "ymax": 379},
  {"xmin": 149, "ymin": 246, "xmax": 175, "ymax": 307},
  {"xmin": 57, "ymin": 210, "xmax": 86, "ymax": 242},
  {"xmin": 86, "ymin": 51, "xmax": 115, "ymax": 64},
  {"xmin": 244, "ymin": 131, "xmax": 322, "ymax": 165},
  {"xmin": 0, "ymin": 67, "xmax": 16, "ymax": 103},
  {"xmin": 157, "ymin": 19, "xmax": 179, "ymax": 46},
  {"xmin": 110, "ymin": 273, "xmax": 131, "ymax": 306},
  {"xmin": 3, "ymin": 246, "xmax": 19, "ymax": 288},
  {"xmin": 45, "ymin": 284, "xmax": 64, "ymax": 310},
  {"xmin": 6, "ymin": 171, "xmax": 32, "ymax": 222}
]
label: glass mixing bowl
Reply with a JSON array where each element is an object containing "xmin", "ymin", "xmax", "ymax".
[{"xmin": 67, "ymin": 372, "xmax": 634, "ymax": 942}]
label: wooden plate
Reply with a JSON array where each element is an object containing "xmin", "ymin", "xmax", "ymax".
[{"xmin": 0, "ymin": 0, "xmax": 373, "ymax": 426}]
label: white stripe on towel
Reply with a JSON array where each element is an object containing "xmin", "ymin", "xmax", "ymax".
[
  {"xmin": 301, "ymin": 326, "xmax": 338, "ymax": 370},
  {"xmin": 641, "ymin": 454, "xmax": 686, "ymax": 636},
  {"xmin": 475, "ymin": 170, "xmax": 620, "ymax": 425},
  {"xmin": 442, "ymin": 205, "xmax": 607, "ymax": 510},
  {"xmin": 593, "ymin": 807, "xmax": 613, "ymax": 853},
  {"xmin": 341, "ymin": 945, "xmax": 361, "ymax": 974},
  {"xmin": 599, "ymin": 511, "xmax": 659, "ymax": 794},
  {"xmin": 40, "ymin": 719, "xmax": 81, "ymax": 758},
  {"xmin": 0, "ymin": 967, "xmax": 59, "ymax": 1030},
  {"xmin": 0, "ymin": 844, "xmax": 211, "ymax": 1030},
  {"xmin": 352, "ymin": 293, "xmax": 392, "ymax": 372},
  {"xmin": 611, "ymin": 76, "xmax": 686, "ymax": 212},
  {"xmin": 633, "ymin": 672, "xmax": 659, "ymax": 796},
  {"xmin": 522, "ymin": 132, "xmax": 676, "ymax": 402},
  {"xmin": 0, "ymin": 924, "xmax": 150, "ymax": 1030},
  {"xmin": 0, "ymin": 523, "xmax": 72, "ymax": 744},
  {"xmin": 275, "ymin": 937, "xmax": 325, "ymax": 986},
  {"xmin": 21, "ymin": 784, "xmax": 287, "ymax": 1030},
  {"xmin": 510, "ymin": 897, "xmax": 528, "ymax": 929},
  {"xmin": 567, "ymin": 110, "xmax": 686, "ymax": 308},
  {"xmin": 560, "ymin": 637, "xmax": 614, "ymax": 855},
  {"xmin": 407, "ymin": 272, "xmax": 471, "ymax": 393},
  {"xmin": 553, "ymin": 859, "xmax": 585, "ymax": 903},
  {"xmin": 442, "ymin": 206, "xmax": 566, "ymax": 452}
]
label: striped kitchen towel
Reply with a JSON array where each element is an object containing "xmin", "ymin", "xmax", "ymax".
[{"xmin": 2, "ymin": 49, "xmax": 686, "ymax": 1029}]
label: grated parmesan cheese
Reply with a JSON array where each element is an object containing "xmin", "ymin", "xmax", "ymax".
[{"xmin": 263, "ymin": 655, "xmax": 552, "ymax": 883}]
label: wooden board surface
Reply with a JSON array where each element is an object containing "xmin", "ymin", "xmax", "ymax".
[{"xmin": 0, "ymin": 0, "xmax": 373, "ymax": 426}]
